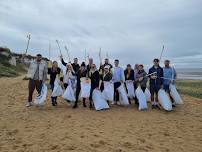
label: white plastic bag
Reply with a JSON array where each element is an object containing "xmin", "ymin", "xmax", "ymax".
[
  {"xmin": 158, "ymin": 89, "xmax": 172, "ymax": 111},
  {"xmin": 63, "ymin": 85, "xmax": 76, "ymax": 102},
  {"xmin": 51, "ymin": 78, "xmax": 63, "ymax": 97},
  {"xmin": 34, "ymin": 83, "xmax": 47, "ymax": 106},
  {"xmin": 135, "ymin": 86, "xmax": 148, "ymax": 110},
  {"xmin": 144, "ymin": 88, "xmax": 151, "ymax": 102},
  {"xmin": 102, "ymin": 81, "xmax": 114, "ymax": 101},
  {"xmin": 169, "ymin": 84, "xmax": 183, "ymax": 105},
  {"xmin": 92, "ymin": 89, "xmax": 109, "ymax": 111},
  {"xmin": 117, "ymin": 84, "xmax": 129, "ymax": 105},
  {"xmin": 125, "ymin": 80, "xmax": 135, "ymax": 98},
  {"xmin": 80, "ymin": 82, "xmax": 91, "ymax": 98}
]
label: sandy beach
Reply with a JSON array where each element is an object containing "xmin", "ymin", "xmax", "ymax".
[{"xmin": 0, "ymin": 76, "xmax": 202, "ymax": 152}]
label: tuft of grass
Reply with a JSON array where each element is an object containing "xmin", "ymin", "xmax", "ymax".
[
  {"xmin": 176, "ymin": 80, "xmax": 202, "ymax": 99},
  {"xmin": 0, "ymin": 63, "xmax": 26, "ymax": 77}
]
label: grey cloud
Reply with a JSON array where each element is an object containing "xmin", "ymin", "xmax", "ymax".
[{"xmin": 0, "ymin": 0, "xmax": 202, "ymax": 68}]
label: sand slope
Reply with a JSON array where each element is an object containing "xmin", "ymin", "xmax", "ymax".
[{"xmin": 0, "ymin": 76, "xmax": 202, "ymax": 152}]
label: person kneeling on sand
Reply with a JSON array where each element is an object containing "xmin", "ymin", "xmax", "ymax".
[
  {"xmin": 148, "ymin": 58, "xmax": 163, "ymax": 109},
  {"xmin": 25, "ymin": 54, "xmax": 48, "ymax": 107}
]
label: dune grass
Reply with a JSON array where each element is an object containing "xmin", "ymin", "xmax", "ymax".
[
  {"xmin": 176, "ymin": 80, "xmax": 202, "ymax": 99},
  {"xmin": 0, "ymin": 63, "xmax": 26, "ymax": 77}
]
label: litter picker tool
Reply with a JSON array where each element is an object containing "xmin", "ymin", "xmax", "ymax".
[
  {"xmin": 99, "ymin": 48, "xmax": 102, "ymax": 66},
  {"xmin": 64, "ymin": 45, "xmax": 71, "ymax": 62},
  {"xmin": 159, "ymin": 45, "xmax": 165, "ymax": 62},
  {"xmin": 106, "ymin": 52, "xmax": 109, "ymax": 59},
  {"xmin": 56, "ymin": 40, "xmax": 62, "ymax": 56},
  {"xmin": 48, "ymin": 42, "xmax": 51, "ymax": 60},
  {"xmin": 25, "ymin": 34, "xmax": 31, "ymax": 54},
  {"xmin": 85, "ymin": 49, "xmax": 87, "ymax": 63}
]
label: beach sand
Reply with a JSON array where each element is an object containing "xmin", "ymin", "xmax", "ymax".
[{"xmin": 0, "ymin": 76, "xmax": 202, "ymax": 152}]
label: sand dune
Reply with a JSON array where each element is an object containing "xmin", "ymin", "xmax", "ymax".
[{"xmin": 0, "ymin": 76, "xmax": 202, "ymax": 152}]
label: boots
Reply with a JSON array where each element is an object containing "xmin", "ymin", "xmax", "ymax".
[{"xmin": 83, "ymin": 100, "xmax": 87, "ymax": 107}]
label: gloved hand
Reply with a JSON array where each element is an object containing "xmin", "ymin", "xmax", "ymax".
[
  {"xmin": 151, "ymin": 75, "xmax": 157, "ymax": 79},
  {"xmin": 138, "ymin": 77, "xmax": 144, "ymax": 81}
]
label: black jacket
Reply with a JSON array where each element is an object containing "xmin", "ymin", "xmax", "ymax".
[
  {"xmin": 124, "ymin": 69, "xmax": 134, "ymax": 81},
  {"xmin": 100, "ymin": 72, "xmax": 112, "ymax": 91},
  {"xmin": 48, "ymin": 67, "xmax": 62, "ymax": 84},
  {"xmin": 76, "ymin": 69, "xmax": 87, "ymax": 87},
  {"xmin": 99, "ymin": 63, "xmax": 113, "ymax": 74},
  {"xmin": 61, "ymin": 58, "xmax": 80, "ymax": 74},
  {"xmin": 148, "ymin": 66, "xmax": 163, "ymax": 87},
  {"xmin": 90, "ymin": 70, "xmax": 100, "ymax": 89}
]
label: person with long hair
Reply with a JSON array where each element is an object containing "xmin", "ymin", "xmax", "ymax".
[
  {"xmin": 48, "ymin": 61, "xmax": 63, "ymax": 106},
  {"xmin": 89, "ymin": 64, "xmax": 100, "ymax": 109},
  {"xmin": 63, "ymin": 63, "xmax": 76, "ymax": 89},
  {"xmin": 124, "ymin": 64, "xmax": 134, "ymax": 104},
  {"xmin": 100, "ymin": 65, "xmax": 113, "ymax": 105}
]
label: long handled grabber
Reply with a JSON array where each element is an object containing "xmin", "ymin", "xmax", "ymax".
[
  {"xmin": 64, "ymin": 45, "xmax": 71, "ymax": 63},
  {"xmin": 56, "ymin": 39, "xmax": 63, "ymax": 57}
]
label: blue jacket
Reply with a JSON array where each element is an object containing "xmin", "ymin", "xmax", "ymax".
[
  {"xmin": 163, "ymin": 67, "xmax": 177, "ymax": 85},
  {"xmin": 148, "ymin": 66, "xmax": 164, "ymax": 87}
]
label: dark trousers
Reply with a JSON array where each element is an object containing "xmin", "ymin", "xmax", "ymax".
[
  {"xmin": 50, "ymin": 83, "xmax": 57, "ymax": 102},
  {"xmin": 89, "ymin": 87, "xmax": 96, "ymax": 101},
  {"xmin": 114, "ymin": 82, "xmax": 121, "ymax": 102},
  {"xmin": 141, "ymin": 86, "xmax": 146, "ymax": 92},
  {"xmin": 164, "ymin": 84, "xmax": 174, "ymax": 103},
  {"xmin": 28, "ymin": 79, "xmax": 42, "ymax": 102},
  {"xmin": 89, "ymin": 86, "xmax": 96, "ymax": 108},
  {"xmin": 150, "ymin": 85, "xmax": 160, "ymax": 102},
  {"xmin": 74, "ymin": 85, "xmax": 86, "ymax": 106},
  {"xmin": 133, "ymin": 82, "xmax": 138, "ymax": 102},
  {"xmin": 76, "ymin": 85, "xmax": 81, "ymax": 101},
  {"xmin": 64, "ymin": 83, "xmax": 68, "ymax": 89}
]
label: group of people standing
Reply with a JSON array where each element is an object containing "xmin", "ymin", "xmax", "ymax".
[{"xmin": 25, "ymin": 54, "xmax": 177, "ymax": 110}]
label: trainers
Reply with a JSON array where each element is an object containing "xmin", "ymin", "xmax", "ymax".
[{"xmin": 26, "ymin": 102, "xmax": 32, "ymax": 107}]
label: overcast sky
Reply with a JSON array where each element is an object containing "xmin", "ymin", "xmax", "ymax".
[{"xmin": 0, "ymin": 0, "xmax": 202, "ymax": 68}]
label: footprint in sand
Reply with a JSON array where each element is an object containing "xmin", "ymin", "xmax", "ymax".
[
  {"xmin": 65, "ymin": 145, "xmax": 77, "ymax": 150},
  {"xmin": 122, "ymin": 141, "xmax": 133, "ymax": 148},
  {"xmin": 138, "ymin": 138, "xmax": 146, "ymax": 143},
  {"xmin": 51, "ymin": 145, "xmax": 59, "ymax": 150},
  {"xmin": 163, "ymin": 132, "xmax": 170, "ymax": 137}
]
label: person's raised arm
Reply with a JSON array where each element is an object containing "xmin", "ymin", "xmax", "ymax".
[{"xmin": 60, "ymin": 56, "xmax": 67, "ymax": 67}]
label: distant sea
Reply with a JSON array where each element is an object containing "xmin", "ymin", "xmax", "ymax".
[{"xmin": 176, "ymin": 68, "xmax": 202, "ymax": 80}]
